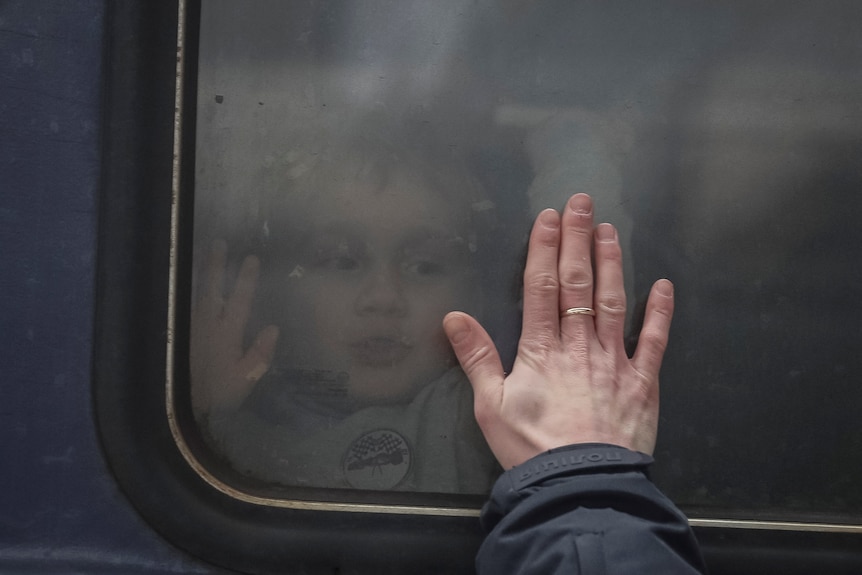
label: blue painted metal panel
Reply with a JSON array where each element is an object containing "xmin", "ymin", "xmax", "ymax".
[{"xmin": 0, "ymin": 2, "xmax": 216, "ymax": 572}]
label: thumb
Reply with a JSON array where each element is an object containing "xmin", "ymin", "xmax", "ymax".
[{"xmin": 443, "ymin": 312, "xmax": 505, "ymax": 400}]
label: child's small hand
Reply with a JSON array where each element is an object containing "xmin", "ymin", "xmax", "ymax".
[
  {"xmin": 444, "ymin": 193, "xmax": 673, "ymax": 470},
  {"xmin": 190, "ymin": 240, "xmax": 279, "ymax": 421}
]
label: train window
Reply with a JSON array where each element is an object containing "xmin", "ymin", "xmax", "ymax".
[
  {"xmin": 187, "ymin": 130, "xmax": 506, "ymax": 497},
  {"xmin": 180, "ymin": 3, "xmax": 531, "ymax": 505},
  {"xmin": 96, "ymin": 0, "xmax": 862, "ymax": 572}
]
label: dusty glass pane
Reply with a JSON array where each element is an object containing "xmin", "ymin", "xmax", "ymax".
[
  {"xmin": 189, "ymin": 0, "xmax": 862, "ymax": 513},
  {"xmin": 190, "ymin": 120, "xmax": 513, "ymax": 493}
]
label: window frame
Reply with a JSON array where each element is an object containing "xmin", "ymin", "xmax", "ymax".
[{"xmin": 93, "ymin": 1, "xmax": 862, "ymax": 573}]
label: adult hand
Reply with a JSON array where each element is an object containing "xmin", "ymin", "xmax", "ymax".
[
  {"xmin": 443, "ymin": 193, "xmax": 674, "ymax": 469},
  {"xmin": 190, "ymin": 240, "xmax": 279, "ymax": 421}
]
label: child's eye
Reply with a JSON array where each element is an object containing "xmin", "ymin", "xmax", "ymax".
[
  {"xmin": 402, "ymin": 259, "xmax": 445, "ymax": 278},
  {"xmin": 305, "ymin": 236, "xmax": 364, "ymax": 273},
  {"xmin": 322, "ymin": 255, "xmax": 360, "ymax": 272}
]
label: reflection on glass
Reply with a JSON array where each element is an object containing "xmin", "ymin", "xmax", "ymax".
[{"xmin": 188, "ymin": 0, "xmax": 862, "ymax": 518}]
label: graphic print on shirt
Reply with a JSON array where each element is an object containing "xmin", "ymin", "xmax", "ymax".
[{"xmin": 343, "ymin": 429, "xmax": 411, "ymax": 489}]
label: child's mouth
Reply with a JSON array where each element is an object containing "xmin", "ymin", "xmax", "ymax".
[{"xmin": 349, "ymin": 336, "xmax": 412, "ymax": 367}]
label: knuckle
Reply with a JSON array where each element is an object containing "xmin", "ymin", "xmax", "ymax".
[
  {"xmin": 653, "ymin": 305, "xmax": 674, "ymax": 321},
  {"xmin": 461, "ymin": 342, "xmax": 495, "ymax": 372},
  {"xmin": 518, "ymin": 333, "xmax": 557, "ymax": 359},
  {"xmin": 597, "ymin": 292, "xmax": 627, "ymax": 315},
  {"xmin": 536, "ymin": 228, "xmax": 560, "ymax": 247},
  {"xmin": 559, "ymin": 264, "xmax": 592, "ymax": 291},
  {"xmin": 639, "ymin": 327, "xmax": 669, "ymax": 355},
  {"xmin": 565, "ymin": 335, "xmax": 591, "ymax": 361},
  {"xmin": 565, "ymin": 219, "xmax": 593, "ymax": 235},
  {"xmin": 524, "ymin": 271, "xmax": 559, "ymax": 296},
  {"xmin": 597, "ymin": 240, "xmax": 623, "ymax": 260}
]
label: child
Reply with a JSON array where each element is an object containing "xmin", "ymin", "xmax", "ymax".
[{"xmin": 191, "ymin": 121, "xmax": 506, "ymax": 493}]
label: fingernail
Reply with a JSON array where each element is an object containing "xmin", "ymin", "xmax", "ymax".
[
  {"xmin": 569, "ymin": 193, "xmax": 592, "ymax": 215},
  {"xmin": 444, "ymin": 314, "xmax": 471, "ymax": 344},
  {"xmin": 596, "ymin": 223, "xmax": 616, "ymax": 242},
  {"xmin": 656, "ymin": 279, "xmax": 674, "ymax": 297}
]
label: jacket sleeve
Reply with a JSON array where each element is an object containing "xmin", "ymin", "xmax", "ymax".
[{"xmin": 476, "ymin": 443, "xmax": 707, "ymax": 575}]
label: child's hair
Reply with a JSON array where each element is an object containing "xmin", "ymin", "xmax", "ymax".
[{"xmin": 258, "ymin": 115, "xmax": 499, "ymax": 264}]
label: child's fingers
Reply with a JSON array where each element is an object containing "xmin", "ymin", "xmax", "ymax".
[
  {"xmin": 224, "ymin": 255, "xmax": 260, "ymax": 336},
  {"xmin": 632, "ymin": 279, "xmax": 674, "ymax": 379},
  {"xmin": 237, "ymin": 325, "xmax": 280, "ymax": 387},
  {"xmin": 213, "ymin": 325, "xmax": 280, "ymax": 412},
  {"xmin": 443, "ymin": 312, "xmax": 505, "ymax": 425}
]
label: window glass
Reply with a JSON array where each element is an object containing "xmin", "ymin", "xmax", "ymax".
[{"xmin": 187, "ymin": 0, "xmax": 862, "ymax": 518}]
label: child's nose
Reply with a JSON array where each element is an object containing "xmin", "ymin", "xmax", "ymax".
[{"xmin": 354, "ymin": 267, "xmax": 407, "ymax": 317}]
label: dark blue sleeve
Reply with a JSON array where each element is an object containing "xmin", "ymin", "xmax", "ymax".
[{"xmin": 476, "ymin": 444, "xmax": 707, "ymax": 574}]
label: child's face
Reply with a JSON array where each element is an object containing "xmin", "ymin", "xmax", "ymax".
[{"xmin": 273, "ymin": 168, "xmax": 479, "ymax": 407}]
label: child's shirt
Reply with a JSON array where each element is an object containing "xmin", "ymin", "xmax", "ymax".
[{"xmin": 206, "ymin": 367, "xmax": 499, "ymax": 494}]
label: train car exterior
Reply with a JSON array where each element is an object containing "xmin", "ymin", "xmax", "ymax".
[{"xmin": 3, "ymin": 1, "xmax": 862, "ymax": 573}]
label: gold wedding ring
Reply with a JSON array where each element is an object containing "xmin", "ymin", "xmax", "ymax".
[{"xmin": 561, "ymin": 307, "xmax": 596, "ymax": 318}]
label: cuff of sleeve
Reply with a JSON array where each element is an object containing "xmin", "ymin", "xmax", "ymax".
[
  {"xmin": 510, "ymin": 443, "xmax": 654, "ymax": 490},
  {"xmin": 480, "ymin": 444, "xmax": 655, "ymax": 533}
]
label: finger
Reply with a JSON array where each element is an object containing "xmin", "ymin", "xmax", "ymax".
[
  {"xmin": 209, "ymin": 325, "xmax": 279, "ymax": 413},
  {"xmin": 632, "ymin": 279, "xmax": 675, "ymax": 379},
  {"xmin": 520, "ymin": 209, "xmax": 562, "ymax": 349},
  {"xmin": 443, "ymin": 312, "xmax": 505, "ymax": 425},
  {"xmin": 558, "ymin": 194, "xmax": 595, "ymax": 316},
  {"xmin": 201, "ymin": 240, "xmax": 228, "ymax": 317},
  {"xmin": 237, "ymin": 325, "xmax": 280, "ymax": 388},
  {"xmin": 593, "ymin": 223, "xmax": 627, "ymax": 355},
  {"xmin": 223, "ymin": 255, "xmax": 260, "ymax": 335}
]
